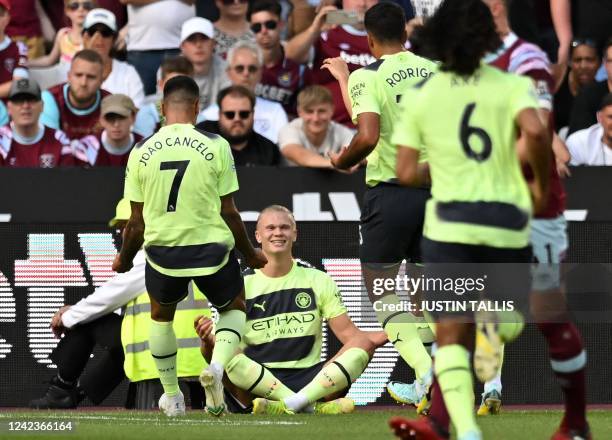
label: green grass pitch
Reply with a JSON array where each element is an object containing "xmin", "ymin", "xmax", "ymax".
[{"xmin": 1, "ymin": 408, "xmax": 611, "ymax": 439}]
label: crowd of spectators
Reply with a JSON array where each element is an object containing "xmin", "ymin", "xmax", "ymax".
[{"xmin": 0, "ymin": 0, "xmax": 610, "ymax": 169}]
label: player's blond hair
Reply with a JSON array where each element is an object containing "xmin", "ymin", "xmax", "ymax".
[
  {"xmin": 257, "ymin": 205, "xmax": 296, "ymax": 228},
  {"xmin": 297, "ymin": 85, "xmax": 333, "ymax": 110}
]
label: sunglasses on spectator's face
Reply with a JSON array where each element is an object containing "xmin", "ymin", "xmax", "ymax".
[
  {"xmin": 223, "ymin": 110, "xmax": 252, "ymax": 120},
  {"xmin": 232, "ymin": 64, "xmax": 259, "ymax": 74},
  {"xmin": 221, "ymin": 0, "xmax": 248, "ymax": 5},
  {"xmin": 67, "ymin": 1, "xmax": 95, "ymax": 11},
  {"xmin": 85, "ymin": 25, "xmax": 115, "ymax": 38},
  {"xmin": 250, "ymin": 20, "xmax": 278, "ymax": 34}
]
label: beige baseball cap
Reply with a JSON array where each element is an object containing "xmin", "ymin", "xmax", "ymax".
[{"xmin": 101, "ymin": 94, "xmax": 137, "ymax": 118}]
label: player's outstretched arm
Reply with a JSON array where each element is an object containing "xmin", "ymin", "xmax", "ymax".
[
  {"xmin": 220, "ymin": 194, "xmax": 267, "ymax": 269},
  {"xmin": 516, "ymin": 108, "xmax": 552, "ymax": 214},
  {"xmin": 330, "ymin": 113, "xmax": 380, "ymax": 170},
  {"xmin": 328, "ymin": 313, "xmax": 388, "ymax": 356},
  {"xmin": 113, "ymin": 202, "xmax": 145, "ymax": 273}
]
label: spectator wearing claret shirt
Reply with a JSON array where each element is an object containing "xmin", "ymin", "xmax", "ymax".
[
  {"xmin": 249, "ymin": 0, "xmax": 307, "ymax": 118},
  {"xmin": 279, "ymin": 85, "xmax": 354, "ymax": 169},
  {"xmin": 76, "ymin": 94, "xmax": 143, "ymax": 166},
  {"xmin": 4, "ymin": 0, "xmax": 46, "ymax": 59},
  {"xmin": 0, "ymin": 78, "xmax": 79, "ymax": 167},
  {"xmin": 198, "ymin": 41, "xmax": 288, "ymax": 144},
  {"xmin": 285, "ymin": 0, "xmax": 378, "ymax": 126},
  {"xmin": 0, "ymin": 0, "xmax": 29, "ymax": 99},
  {"xmin": 41, "ymin": 49, "xmax": 110, "ymax": 140}
]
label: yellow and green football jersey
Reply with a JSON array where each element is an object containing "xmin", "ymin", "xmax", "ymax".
[
  {"xmin": 124, "ymin": 123, "xmax": 238, "ymax": 277},
  {"xmin": 348, "ymin": 51, "xmax": 436, "ymax": 187},
  {"xmin": 242, "ymin": 261, "xmax": 347, "ymax": 369},
  {"xmin": 392, "ymin": 64, "xmax": 540, "ymax": 248}
]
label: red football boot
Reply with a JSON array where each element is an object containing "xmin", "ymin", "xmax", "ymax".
[{"xmin": 389, "ymin": 416, "xmax": 450, "ymax": 440}]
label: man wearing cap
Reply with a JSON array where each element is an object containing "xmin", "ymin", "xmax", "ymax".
[
  {"xmin": 76, "ymin": 94, "xmax": 144, "ymax": 166},
  {"xmin": 180, "ymin": 17, "xmax": 230, "ymax": 110},
  {"xmin": 0, "ymin": 78, "xmax": 79, "ymax": 168},
  {"xmin": 82, "ymin": 8, "xmax": 145, "ymax": 108},
  {"xmin": 42, "ymin": 49, "xmax": 110, "ymax": 141},
  {"xmin": 0, "ymin": 0, "xmax": 29, "ymax": 99}
]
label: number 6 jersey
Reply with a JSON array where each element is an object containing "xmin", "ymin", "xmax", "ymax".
[
  {"xmin": 392, "ymin": 64, "xmax": 539, "ymax": 249},
  {"xmin": 124, "ymin": 123, "xmax": 238, "ymax": 277}
]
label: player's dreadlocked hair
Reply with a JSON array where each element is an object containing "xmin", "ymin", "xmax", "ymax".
[{"xmin": 414, "ymin": 0, "xmax": 502, "ymax": 76}]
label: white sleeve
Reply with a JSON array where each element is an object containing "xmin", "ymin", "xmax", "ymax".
[
  {"xmin": 278, "ymin": 121, "xmax": 302, "ymax": 149},
  {"xmin": 61, "ymin": 251, "xmax": 146, "ymax": 328},
  {"xmin": 271, "ymin": 103, "xmax": 288, "ymax": 144},
  {"xmin": 566, "ymin": 130, "xmax": 586, "ymax": 166},
  {"xmin": 339, "ymin": 124, "xmax": 356, "ymax": 149},
  {"xmin": 197, "ymin": 104, "xmax": 220, "ymax": 124},
  {"xmin": 127, "ymin": 65, "xmax": 146, "ymax": 109}
]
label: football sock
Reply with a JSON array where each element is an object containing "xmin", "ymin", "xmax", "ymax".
[
  {"xmin": 226, "ymin": 353, "xmax": 293, "ymax": 400},
  {"xmin": 428, "ymin": 376, "xmax": 451, "ymax": 433},
  {"xmin": 149, "ymin": 320, "xmax": 179, "ymax": 396},
  {"xmin": 211, "ymin": 309, "xmax": 246, "ymax": 370},
  {"xmin": 285, "ymin": 348, "xmax": 369, "ymax": 412},
  {"xmin": 483, "ymin": 344, "xmax": 504, "ymax": 395},
  {"xmin": 537, "ymin": 322, "xmax": 587, "ymax": 431},
  {"xmin": 376, "ymin": 295, "xmax": 432, "ymax": 380},
  {"xmin": 435, "ymin": 344, "xmax": 480, "ymax": 439}
]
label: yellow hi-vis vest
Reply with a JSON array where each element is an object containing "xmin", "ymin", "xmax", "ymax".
[{"xmin": 121, "ymin": 283, "xmax": 211, "ymax": 382}]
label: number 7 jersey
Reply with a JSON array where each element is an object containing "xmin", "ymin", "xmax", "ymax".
[
  {"xmin": 392, "ymin": 64, "xmax": 539, "ymax": 249},
  {"xmin": 124, "ymin": 123, "xmax": 238, "ymax": 277}
]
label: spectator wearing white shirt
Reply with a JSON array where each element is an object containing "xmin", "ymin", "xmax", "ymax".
[
  {"xmin": 198, "ymin": 40, "xmax": 288, "ymax": 143},
  {"xmin": 82, "ymin": 9, "xmax": 145, "ymax": 108},
  {"xmin": 567, "ymin": 93, "xmax": 612, "ymax": 166},
  {"xmin": 279, "ymin": 85, "xmax": 354, "ymax": 169}
]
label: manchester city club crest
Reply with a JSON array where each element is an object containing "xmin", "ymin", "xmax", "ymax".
[
  {"xmin": 295, "ymin": 292, "xmax": 312, "ymax": 309},
  {"xmin": 278, "ymin": 71, "xmax": 292, "ymax": 88}
]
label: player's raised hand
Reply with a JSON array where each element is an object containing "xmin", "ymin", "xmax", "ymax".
[
  {"xmin": 245, "ymin": 248, "xmax": 268, "ymax": 269},
  {"xmin": 321, "ymin": 57, "xmax": 350, "ymax": 83},
  {"xmin": 312, "ymin": 5, "xmax": 338, "ymax": 32},
  {"xmin": 112, "ymin": 254, "xmax": 133, "ymax": 273}
]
